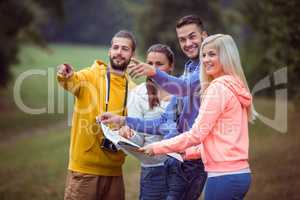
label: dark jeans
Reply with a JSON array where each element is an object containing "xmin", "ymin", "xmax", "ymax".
[
  {"xmin": 205, "ymin": 173, "xmax": 251, "ymax": 200},
  {"xmin": 165, "ymin": 158, "xmax": 207, "ymax": 200},
  {"xmin": 139, "ymin": 166, "xmax": 168, "ymax": 200}
]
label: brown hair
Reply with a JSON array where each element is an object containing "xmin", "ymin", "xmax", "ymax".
[
  {"xmin": 111, "ymin": 30, "xmax": 136, "ymax": 52},
  {"xmin": 146, "ymin": 44, "xmax": 174, "ymax": 109},
  {"xmin": 176, "ymin": 14, "xmax": 204, "ymax": 30}
]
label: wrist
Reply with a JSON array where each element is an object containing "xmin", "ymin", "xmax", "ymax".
[
  {"xmin": 66, "ymin": 71, "xmax": 74, "ymax": 79},
  {"xmin": 149, "ymin": 68, "xmax": 157, "ymax": 77},
  {"xmin": 120, "ymin": 116, "xmax": 126, "ymax": 126},
  {"xmin": 57, "ymin": 71, "xmax": 73, "ymax": 79},
  {"xmin": 57, "ymin": 72, "xmax": 65, "ymax": 78}
]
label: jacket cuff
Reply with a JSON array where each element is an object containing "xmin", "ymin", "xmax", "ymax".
[
  {"xmin": 125, "ymin": 117, "xmax": 136, "ymax": 129},
  {"xmin": 151, "ymin": 69, "xmax": 165, "ymax": 83},
  {"xmin": 184, "ymin": 146, "xmax": 202, "ymax": 160},
  {"xmin": 56, "ymin": 72, "xmax": 75, "ymax": 81}
]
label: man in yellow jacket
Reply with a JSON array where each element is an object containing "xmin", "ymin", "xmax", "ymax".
[{"xmin": 57, "ymin": 30, "xmax": 136, "ymax": 200}]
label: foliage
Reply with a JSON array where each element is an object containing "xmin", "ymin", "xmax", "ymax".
[
  {"xmin": 0, "ymin": 0, "xmax": 64, "ymax": 87},
  {"xmin": 127, "ymin": 0, "xmax": 225, "ymax": 74},
  {"xmin": 42, "ymin": 0, "xmax": 133, "ymax": 45},
  {"xmin": 238, "ymin": 0, "xmax": 300, "ymax": 98}
]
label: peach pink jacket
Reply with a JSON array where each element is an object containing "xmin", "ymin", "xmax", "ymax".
[{"xmin": 152, "ymin": 75, "xmax": 252, "ymax": 172}]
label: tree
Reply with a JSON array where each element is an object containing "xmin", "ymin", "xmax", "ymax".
[
  {"xmin": 128, "ymin": 0, "xmax": 225, "ymax": 75},
  {"xmin": 238, "ymin": 0, "xmax": 300, "ymax": 98},
  {"xmin": 41, "ymin": 0, "xmax": 133, "ymax": 45},
  {"xmin": 0, "ymin": 0, "xmax": 64, "ymax": 87}
]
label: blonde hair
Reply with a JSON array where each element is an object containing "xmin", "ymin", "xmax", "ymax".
[{"xmin": 199, "ymin": 34, "xmax": 255, "ymax": 121}]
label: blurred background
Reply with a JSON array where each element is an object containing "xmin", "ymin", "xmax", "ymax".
[{"xmin": 0, "ymin": 0, "xmax": 299, "ymax": 199}]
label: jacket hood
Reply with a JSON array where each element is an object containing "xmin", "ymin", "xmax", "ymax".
[
  {"xmin": 90, "ymin": 59, "xmax": 137, "ymax": 89},
  {"xmin": 214, "ymin": 75, "xmax": 252, "ymax": 107},
  {"xmin": 91, "ymin": 60, "xmax": 107, "ymax": 71}
]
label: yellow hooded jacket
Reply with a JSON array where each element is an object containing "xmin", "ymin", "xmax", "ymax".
[{"xmin": 57, "ymin": 60, "xmax": 135, "ymax": 176}]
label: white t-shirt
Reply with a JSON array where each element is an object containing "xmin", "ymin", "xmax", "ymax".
[{"xmin": 127, "ymin": 83, "xmax": 171, "ymax": 167}]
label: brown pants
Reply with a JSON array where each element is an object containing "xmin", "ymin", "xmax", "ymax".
[{"xmin": 64, "ymin": 170, "xmax": 125, "ymax": 200}]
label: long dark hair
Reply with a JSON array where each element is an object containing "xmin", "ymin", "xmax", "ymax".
[{"xmin": 146, "ymin": 44, "xmax": 174, "ymax": 109}]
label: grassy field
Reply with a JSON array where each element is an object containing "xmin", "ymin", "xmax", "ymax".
[
  {"xmin": 248, "ymin": 98, "xmax": 300, "ymax": 200},
  {"xmin": 0, "ymin": 44, "xmax": 109, "ymax": 139},
  {"xmin": 0, "ymin": 44, "xmax": 299, "ymax": 200},
  {"xmin": 0, "ymin": 128, "xmax": 140, "ymax": 200}
]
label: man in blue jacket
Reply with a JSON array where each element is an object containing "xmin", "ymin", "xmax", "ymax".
[{"xmin": 101, "ymin": 15, "xmax": 207, "ymax": 200}]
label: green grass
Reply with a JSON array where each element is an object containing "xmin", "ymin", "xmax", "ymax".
[
  {"xmin": 0, "ymin": 44, "xmax": 109, "ymax": 139},
  {"xmin": 246, "ymin": 98, "xmax": 300, "ymax": 200},
  {"xmin": 0, "ymin": 128, "xmax": 140, "ymax": 200},
  {"xmin": 0, "ymin": 130, "xmax": 69, "ymax": 200},
  {"xmin": 12, "ymin": 44, "xmax": 109, "ymax": 105}
]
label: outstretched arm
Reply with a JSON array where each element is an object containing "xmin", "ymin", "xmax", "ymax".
[
  {"xmin": 151, "ymin": 69, "xmax": 200, "ymax": 97},
  {"xmin": 57, "ymin": 64, "xmax": 88, "ymax": 97},
  {"xmin": 141, "ymin": 82, "xmax": 229, "ymax": 155},
  {"xmin": 99, "ymin": 112, "xmax": 165, "ymax": 135},
  {"xmin": 126, "ymin": 95, "xmax": 177, "ymax": 135},
  {"xmin": 100, "ymin": 96, "xmax": 178, "ymax": 136},
  {"xmin": 127, "ymin": 59, "xmax": 200, "ymax": 97}
]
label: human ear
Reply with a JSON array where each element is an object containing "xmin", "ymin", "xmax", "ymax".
[
  {"xmin": 202, "ymin": 31, "xmax": 208, "ymax": 40},
  {"xmin": 131, "ymin": 51, "xmax": 135, "ymax": 58}
]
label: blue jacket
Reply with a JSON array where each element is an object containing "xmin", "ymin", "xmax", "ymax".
[{"xmin": 126, "ymin": 59, "xmax": 200, "ymax": 138}]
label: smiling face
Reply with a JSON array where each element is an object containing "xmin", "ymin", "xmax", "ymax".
[
  {"xmin": 176, "ymin": 24, "xmax": 204, "ymax": 59},
  {"xmin": 146, "ymin": 51, "xmax": 173, "ymax": 73},
  {"xmin": 109, "ymin": 37, "xmax": 134, "ymax": 71},
  {"xmin": 202, "ymin": 44, "xmax": 225, "ymax": 79}
]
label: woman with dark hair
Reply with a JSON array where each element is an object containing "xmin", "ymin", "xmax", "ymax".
[{"xmin": 120, "ymin": 44, "xmax": 175, "ymax": 200}]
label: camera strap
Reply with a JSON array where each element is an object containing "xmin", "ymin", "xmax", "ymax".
[
  {"xmin": 100, "ymin": 67, "xmax": 128, "ymax": 152},
  {"xmin": 104, "ymin": 67, "xmax": 128, "ymax": 116}
]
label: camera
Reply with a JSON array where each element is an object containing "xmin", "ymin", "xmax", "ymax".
[{"xmin": 101, "ymin": 138, "xmax": 118, "ymax": 153}]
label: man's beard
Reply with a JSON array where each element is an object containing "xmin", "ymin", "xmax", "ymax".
[{"xmin": 109, "ymin": 57, "xmax": 130, "ymax": 71}]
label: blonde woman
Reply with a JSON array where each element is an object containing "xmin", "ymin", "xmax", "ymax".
[{"xmin": 141, "ymin": 34, "xmax": 254, "ymax": 200}]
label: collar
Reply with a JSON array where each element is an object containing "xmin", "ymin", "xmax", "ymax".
[
  {"xmin": 185, "ymin": 58, "xmax": 200, "ymax": 74},
  {"xmin": 108, "ymin": 65, "xmax": 127, "ymax": 77}
]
